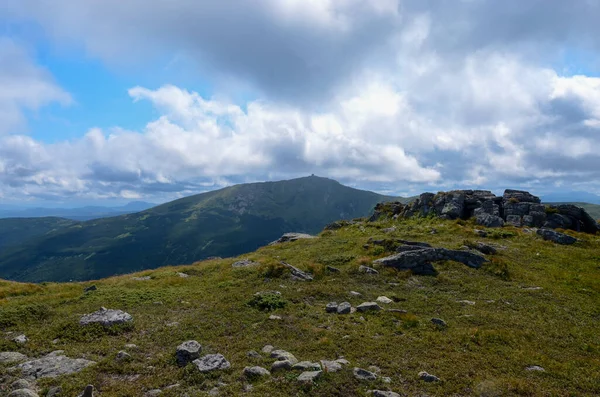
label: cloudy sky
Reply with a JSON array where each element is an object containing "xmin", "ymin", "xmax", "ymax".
[{"xmin": 1, "ymin": 0, "xmax": 600, "ymax": 205}]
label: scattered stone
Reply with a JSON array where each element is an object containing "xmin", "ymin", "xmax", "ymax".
[
  {"xmin": 521, "ymin": 286, "xmax": 543, "ymax": 291},
  {"xmin": 144, "ymin": 390, "xmax": 162, "ymax": 397},
  {"xmin": 388, "ymin": 309, "xmax": 408, "ymax": 314},
  {"xmin": 382, "ymin": 227, "xmax": 396, "ymax": 233},
  {"xmin": 349, "ymin": 291, "xmax": 362, "ymax": 296},
  {"xmin": 337, "ymin": 302, "xmax": 352, "ymax": 314},
  {"xmin": 14, "ymin": 353, "xmax": 95, "ymax": 380},
  {"xmin": 431, "ymin": 318, "xmax": 447, "ymax": 327},
  {"xmin": 359, "ymin": 265, "xmax": 379, "ymax": 274},
  {"xmin": 79, "ymin": 308, "xmax": 133, "ymax": 327},
  {"xmin": 81, "ymin": 385, "xmax": 94, "ymax": 397},
  {"xmin": 83, "ymin": 285, "xmax": 97, "ymax": 293},
  {"xmin": 525, "ymin": 365, "xmax": 545, "ymax": 372},
  {"xmin": 472, "ymin": 242, "xmax": 497, "ymax": 255},
  {"xmin": 193, "ymin": 354, "xmax": 230, "ymax": 373},
  {"xmin": 166, "ymin": 322, "xmax": 179, "ymax": 327},
  {"xmin": 457, "ymin": 300, "xmax": 476, "ymax": 306},
  {"xmin": 326, "ymin": 302, "xmax": 338, "ymax": 313},
  {"xmin": 176, "ymin": 272, "xmax": 189, "ymax": 278},
  {"xmin": 176, "ymin": 340, "xmax": 202, "ymax": 366},
  {"xmin": 11, "ymin": 379, "xmax": 31, "ymax": 390},
  {"xmin": 261, "ymin": 345, "xmax": 274, "ymax": 354},
  {"xmin": 297, "ymin": 370, "xmax": 322, "ymax": 383},
  {"xmin": 269, "ymin": 233, "xmax": 316, "ymax": 245},
  {"xmin": 381, "ymin": 377, "xmax": 392, "ymax": 383},
  {"xmin": 320, "ymin": 360, "xmax": 342, "ymax": 373},
  {"xmin": 474, "ymin": 229, "xmax": 488, "ymax": 237},
  {"xmin": 46, "ymin": 386, "xmax": 62, "ymax": 397},
  {"xmin": 356, "ymin": 302, "xmax": 382, "ymax": 312},
  {"xmin": 280, "ymin": 261, "xmax": 314, "ymax": 281},
  {"xmin": 0, "ymin": 352, "xmax": 28, "ymax": 364},
  {"xmin": 537, "ymin": 228, "xmax": 577, "ymax": 245},
  {"xmin": 124, "ymin": 344, "xmax": 138, "ymax": 350},
  {"xmin": 115, "ymin": 351, "xmax": 131, "ymax": 361},
  {"xmin": 232, "ymin": 260, "xmax": 260, "ymax": 268},
  {"xmin": 326, "ymin": 265, "xmax": 341, "ymax": 273},
  {"xmin": 354, "ymin": 367, "xmax": 378, "ymax": 381},
  {"xmin": 376, "ymin": 296, "xmax": 393, "ymax": 304},
  {"xmin": 131, "ymin": 276, "xmax": 151, "ymax": 281},
  {"xmin": 270, "ymin": 350, "xmax": 298, "ymax": 364},
  {"xmin": 13, "ymin": 335, "xmax": 28, "ymax": 344},
  {"xmin": 243, "ymin": 366, "xmax": 270, "ymax": 378},
  {"xmin": 368, "ymin": 391, "xmax": 401, "ymax": 397},
  {"xmin": 269, "ymin": 315, "xmax": 282, "ymax": 320},
  {"xmin": 418, "ymin": 371, "xmax": 440, "ymax": 382},
  {"xmin": 247, "ymin": 350, "xmax": 261, "ymax": 359},
  {"xmin": 8, "ymin": 390, "xmax": 39, "ymax": 397},
  {"xmin": 293, "ymin": 361, "xmax": 321, "ymax": 371},
  {"xmin": 271, "ymin": 360, "xmax": 294, "ymax": 372},
  {"xmin": 335, "ymin": 358, "xmax": 350, "ymax": 365}
]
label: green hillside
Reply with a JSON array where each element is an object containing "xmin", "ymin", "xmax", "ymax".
[
  {"xmin": 0, "ymin": 176, "xmax": 398, "ymax": 283},
  {"xmin": 0, "ymin": 216, "xmax": 598, "ymax": 396},
  {"xmin": 0, "ymin": 217, "xmax": 76, "ymax": 250}
]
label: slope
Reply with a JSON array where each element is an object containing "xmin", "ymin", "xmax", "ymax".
[
  {"xmin": 0, "ymin": 176, "xmax": 397, "ymax": 282},
  {"xmin": 0, "ymin": 217, "xmax": 77, "ymax": 250},
  {"xmin": 0, "ymin": 216, "xmax": 598, "ymax": 396}
]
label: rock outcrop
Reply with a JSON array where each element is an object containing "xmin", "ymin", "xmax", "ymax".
[
  {"xmin": 374, "ymin": 247, "xmax": 488, "ymax": 275},
  {"xmin": 370, "ymin": 189, "xmax": 598, "ymax": 234}
]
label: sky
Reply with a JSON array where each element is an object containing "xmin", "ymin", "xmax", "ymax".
[{"xmin": 1, "ymin": 0, "xmax": 600, "ymax": 206}]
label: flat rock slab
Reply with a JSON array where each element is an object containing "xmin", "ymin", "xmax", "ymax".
[
  {"xmin": 193, "ymin": 354, "xmax": 230, "ymax": 372},
  {"xmin": 418, "ymin": 371, "xmax": 440, "ymax": 382},
  {"xmin": 243, "ymin": 366, "xmax": 270, "ymax": 378},
  {"xmin": 79, "ymin": 308, "xmax": 133, "ymax": 326},
  {"xmin": 293, "ymin": 361, "xmax": 321, "ymax": 371},
  {"xmin": 374, "ymin": 247, "xmax": 488, "ymax": 273},
  {"xmin": 537, "ymin": 228, "xmax": 577, "ymax": 245},
  {"xmin": 356, "ymin": 302, "xmax": 382, "ymax": 312},
  {"xmin": 0, "ymin": 352, "xmax": 28, "ymax": 364},
  {"xmin": 297, "ymin": 370, "xmax": 322, "ymax": 383},
  {"xmin": 270, "ymin": 350, "xmax": 298, "ymax": 364},
  {"xmin": 269, "ymin": 233, "xmax": 316, "ymax": 245},
  {"xmin": 354, "ymin": 367, "xmax": 377, "ymax": 381},
  {"xmin": 320, "ymin": 360, "xmax": 342, "ymax": 373},
  {"xmin": 14, "ymin": 353, "xmax": 95, "ymax": 380}
]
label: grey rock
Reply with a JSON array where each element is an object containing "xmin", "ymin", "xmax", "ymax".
[
  {"xmin": 506, "ymin": 215, "xmax": 522, "ymax": 227},
  {"xmin": 349, "ymin": 291, "xmax": 362, "ymax": 296},
  {"xmin": 247, "ymin": 350, "xmax": 261, "ymax": 359},
  {"xmin": 8, "ymin": 390, "xmax": 39, "ymax": 397},
  {"xmin": 280, "ymin": 261, "xmax": 313, "ymax": 281},
  {"xmin": 232, "ymin": 260, "xmax": 259, "ymax": 268},
  {"xmin": 293, "ymin": 361, "xmax": 321, "ymax": 371},
  {"xmin": 11, "ymin": 379, "xmax": 31, "ymax": 390},
  {"xmin": 208, "ymin": 387, "xmax": 220, "ymax": 396},
  {"xmin": 271, "ymin": 360, "xmax": 293, "ymax": 372},
  {"xmin": 83, "ymin": 285, "xmax": 97, "ymax": 293},
  {"xmin": 131, "ymin": 276, "xmax": 151, "ymax": 281},
  {"xmin": 320, "ymin": 360, "xmax": 342, "ymax": 372},
  {"xmin": 143, "ymin": 390, "xmax": 162, "ymax": 397},
  {"xmin": 326, "ymin": 302, "xmax": 338, "ymax": 313},
  {"xmin": 79, "ymin": 308, "xmax": 133, "ymax": 327},
  {"xmin": 270, "ymin": 350, "xmax": 298, "ymax": 364},
  {"xmin": 373, "ymin": 248, "xmax": 488, "ymax": 274},
  {"xmin": 269, "ymin": 233, "xmax": 316, "ymax": 245},
  {"xmin": 381, "ymin": 377, "xmax": 392, "ymax": 383},
  {"xmin": 46, "ymin": 386, "xmax": 62, "ymax": 397},
  {"xmin": 376, "ymin": 296, "xmax": 393, "ymax": 304},
  {"xmin": 176, "ymin": 272, "xmax": 189, "ymax": 278},
  {"xmin": 354, "ymin": 367, "xmax": 377, "ymax": 381},
  {"xmin": 419, "ymin": 371, "xmax": 440, "ymax": 382},
  {"xmin": 525, "ymin": 365, "xmax": 545, "ymax": 372},
  {"xmin": 503, "ymin": 189, "xmax": 541, "ymax": 204},
  {"xmin": 326, "ymin": 265, "xmax": 341, "ymax": 273},
  {"xmin": 359, "ymin": 265, "xmax": 379, "ymax": 274},
  {"xmin": 193, "ymin": 354, "xmax": 230, "ymax": 372},
  {"xmin": 457, "ymin": 300, "xmax": 476, "ymax": 306},
  {"xmin": 335, "ymin": 358, "xmax": 350, "ymax": 365},
  {"xmin": 431, "ymin": 318, "xmax": 447, "ymax": 327},
  {"xmin": 368, "ymin": 391, "xmax": 401, "ymax": 397},
  {"xmin": 357, "ymin": 302, "xmax": 382, "ymax": 312},
  {"xmin": 474, "ymin": 229, "xmax": 488, "ymax": 237},
  {"xmin": 337, "ymin": 302, "xmax": 352, "ymax": 314},
  {"xmin": 537, "ymin": 228, "xmax": 577, "ymax": 245},
  {"xmin": 472, "ymin": 242, "xmax": 497, "ymax": 255},
  {"xmin": 13, "ymin": 335, "xmax": 28, "ymax": 344},
  {"xmin": 382, "ymin": 227, "xmax": 396, "ymax": 233},
  {"xmin": 476, "ymin": 214, "xmax": 505, "ymax": 228},
  {"xmin": 176, "ymin": 340, "xmax": 202, "ymax": 366},
  {"xmin": 243, "ymin": 366, "xmax": 270, "ymax": 378},
  {"xmin": 268, "ymin": 315, "xmax": 282, "ymax": 320},
  {"xmin": 0, "ymin": 352, "xmax": 28, "ymax": 364},
  {"xmin": 297, "ymin": 370, "xmax": 322, "ymax": 383},
  {"xmin": 124, "ymin": 344, "xmax": 138, "ymax": 350},
  {"xmin": 15, "ymin": 353, "xmax": 95, "ymax": 380},
  {"xmin": 115, "ymin": 351, "xmax": 131, "ymax": 361},
  {"xmin": 261, "ymin": 345, "xmax": 274, "ymax": 354}
]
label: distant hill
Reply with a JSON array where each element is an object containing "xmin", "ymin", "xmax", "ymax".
[
  {"xmin": 0, "ymin": 176, "xmax": 400, "ymax": 282},
  {"xmin": 0, "ymin": 201, "xmax": 156, "ymax": 221},
  {"xmin": 0, "ymin": 217, "xmax": 77, "ymax": 250}
]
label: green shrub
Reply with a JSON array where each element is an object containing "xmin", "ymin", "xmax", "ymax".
[
  {"xmin": 508, "ymin": 197, "xmax": 519, "ymax": 204},
  {"xmin": 318, "ymin": 253, "xmax": 355, "ymax": 267},
  {"xmin": 545, "ymin": 205, "xmax": 559, "ymax": 214},
  {"xmin": 261, "ymin": 263, "xmax": 286, "ymax": 279},
  {"xmin": 0, "ymin": 303, "xmax": 52, "ymax": 328},
  {"xmin": 247, "ymin": 292, "xmax": 287, "ymax": 311}
]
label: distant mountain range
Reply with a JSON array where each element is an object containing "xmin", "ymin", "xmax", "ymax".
[
  {"xmin": 0, "ymin": 201, "xmax": 156, "ymax": 221},
  {"xmin": 0, "ymin": 176, "xmax": 402, "ymax": 282}
]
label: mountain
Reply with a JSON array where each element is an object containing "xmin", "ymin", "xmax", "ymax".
[
  {"xmin": 0, "ymin": 217, "xmax": 77, "ymax": 250},
  {"xmin": 0, "ymin": 201, "xmax": 156, "ymax": 221},
  {"xmin": 1, "ymin": 212, "xmax": 598, "ymax": 396},
  {"xmin": 0, "ymin": 176, "xmax": 399, "ymax": 282},
  {"xmin": 541, "ymin": 191, "xmax": 600, "ymax": 204}
]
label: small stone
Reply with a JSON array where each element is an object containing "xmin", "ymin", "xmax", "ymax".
[
  {"xmin": 269, "ymin": 315, "xmax": 282, "ymax": 320},
  {"xmin": 125, "ymin": 344, "xmax": 138, "ymax": 350},
  {"xmin": 474, "ymin": 229, "xmax": 488, "ymax": 237},
  {"xmin": 457, "ymin": 300, "xmax": 476, "ymax": 306},
  {"xmin": 52, "ymin": 339, "xmax": 60, "ymax": 345},
  {"xmin": 270, "ymin": 350, "xmax": 298, "ymax": 364},
  {"xmin": 293, "ymin": 361, "xmax": 321, "ymax": 371},
  {"xmin": 0, "ymin": 352, "xmax": 28, "ymax": 364},
  {"xmin": 418, "ymin": 371, "xmax": 440, "ymax": 382},
  {"xmin": 320, "ymin": 360, "xmax": 342, "ymax": 372},
  {"xmin": 46, "ymin": 386, "xmax": 62, "ymax": 397},
  {"xmin": 376, "ymin": 296, "xmax": 393, "ymax": 304},
  {"xmin": 84, "ymin": 285, "xmax": 97, "ymax": 293},
  {"xmin": 243, "ymin": 366, "xmax": 270, "ymax": 378},
  {"xmin": 381, "ymin": 377, "xmax": 392, "ymax": 383},
  {"xmin": 193, "ymin": 354, "xmax": 230, "ymax": 372},
  {"xmin": 349, "ymin": 291, "xmax": 362, "ymax": 296},
  {"xmin": 11, "ymin": 379, "xmax": 30, "ymax": 390},
  {"xmin": 144, "ymin": 390, "xmax": 162, "ymax": 397},
  {"xmin": 176, "ymin": 340, "xmax": 202, "ymax": 366},
  {"xmin": 431, "ymin": 318, "xmax": 447, "ymax": 327},
  {"xmin": 176, "ymin": 272, "xmax": 189, "ymax": 278},
  {"xmin": 326, "ymin": 302, "xmax": 338, "ymax": 313},
  {"xmin": 382, "ymin": 227, "xmax": 396, "ymax": 233},
  {"xmin": 8, "ymin": 390, "xmax": 39, "ymax": 397},
  {"xmin": 232, "ymin": 260, "xmax": 260, "ymax": 268},
  {"xmin": 368, "ymin": 365, "xmax": 381, "ymax": 373},
  {"xmin": 271, "ymin": 360, "xmax": 293, "ymax": 372},
  {"xmin": 261, "ymin": 345, "xmax": 274, "ymax": 354},
  {"xmin": 337, "ymin": 302, "xmax": 352, "ymax": 314},
  {"xmin": 297, "ymin": 370, "xmax": 322, "ymax": 383},
  {"xmin": 359, "ymin": 265, "xmax": 379, "ymax": 274},
  {"xmin": 326, "ymin": 266, "xmax": 340, "ymax": 273},
  {"xmin": 131, "ymin": 276, "xmax": 152, "ymax": 281},
  {"xmin": 335, "ymin": 358, "xmax": 350, "ymax": 366},
  {"xmin": 208, "ymin": 387, "xmax": 220, "ymax": 396},
  {"xmin": 525, "ymin": 365, "xmax": 545, "ymax": 372},
  {"xmin": 368, "ymin": 391, "xmax": 401, "ymax": 397},
  {"xmin": 115, "ymin": 351, "xmax": 131, "ymax": 361},
  {"xmin": 247, "ymin": 350, "xmax": 261, "ymax": 359},
  {"xmin": 354, "ymin": 367, "xmax": 377, "ymax": 381},
  {"xmin": 13, "ymin": 335, "xmax": 28, "ymax": 344},
  {"xmin": 356, "ymin": 302, "xmax": 382, "ymax": 312},
  {"xmin": 166, "ymin": 322, "xmax": 179, "ymax": 327},
  {"xmin": 387, "ymin": 309, "xmax": 408, "ymax": 314}
]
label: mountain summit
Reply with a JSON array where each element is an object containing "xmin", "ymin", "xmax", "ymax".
[{"xmin": 0, "ymin": 176, "xmax": 398, "ymax": 282}]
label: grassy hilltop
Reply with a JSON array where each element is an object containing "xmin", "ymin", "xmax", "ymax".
[{"xmin": 1, "ymin": 216, "xmax": 599, "ymax": 396}]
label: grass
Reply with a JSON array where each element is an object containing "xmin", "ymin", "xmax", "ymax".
[{"xmin": 1, "ymin": 217, "xmax": 599, "ymax": 396}]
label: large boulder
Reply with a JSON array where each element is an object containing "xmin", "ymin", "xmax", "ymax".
[
  {"xmin": 176, "ymin": 340, "xmax": 202, "ymax": 366},
  {"xmin": 537, "ymin": 229, "xmax": 577, "ymax": 245},
  {"xmin": 553, "ymin": 204, "xmax": 599, "ymax": 234},
  {"xmin": 14, "ymin": 352, "xmax": 95, "ymax": 380},
  {"xmin": 79, "ymin": 308, "xmax": 132, "ymax": 327},
  {"xmin": 503, "ymin": 189, "xmax": 541, "ymax": 204},
  {"xmin": 193, "ymin": 354, "xmax": 230, "ymax": 373}
]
